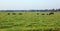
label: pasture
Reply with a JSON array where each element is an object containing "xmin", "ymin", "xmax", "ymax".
[{"xmin": 0, "ymin": 12, "xmax": 60, "ymax": 31}]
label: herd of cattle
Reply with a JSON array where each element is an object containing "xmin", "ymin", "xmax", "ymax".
[
  {"xmin": 40, "ymin": 12, "xmax": 54, "ymax": 15},
  {"xmin": 37, "ymin": 12, "xmax": 54, "ymax": 15},
  {"xmin": 7, "ymin": 12, "xmax": 54, "ymax": 15}
]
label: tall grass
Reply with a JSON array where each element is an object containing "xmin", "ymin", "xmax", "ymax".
[{"xmin": 0, "ymin": 12, "xmax": 60, "ymax": 31}]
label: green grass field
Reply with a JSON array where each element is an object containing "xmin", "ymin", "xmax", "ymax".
[{"xmin": 0, "ymin": 12, "xmax": 60, "ymax": 31}]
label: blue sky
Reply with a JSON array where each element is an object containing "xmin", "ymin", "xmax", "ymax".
[{"xmin": 0, "ymin": 0, "xmax": 60, "ymax": 10}]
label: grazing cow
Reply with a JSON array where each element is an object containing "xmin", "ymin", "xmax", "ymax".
[
  {"xmin": 37, "ymin": 13, "xmax": 39, "ymax": 15},
  {"xmin": 8, "ymin": 13, "xmax": 10, "ymax": 15},
  {"xmin": 41, "ymin": 13, "xmax": 45, "ymax": 15},
  {"xmin": 19, "ymin": 13, "xmax": 22, "ymax": 15},
  {"xmin": 12, "ymin": 13, "xmax": 16, "ymax": 15},
  {"xmin": 49, "ymin": 12, "xmax": 54, "ymax": 15},
  {"xmin": 47, "ymin": 14, "xmax": 48, "ymax": 15}
]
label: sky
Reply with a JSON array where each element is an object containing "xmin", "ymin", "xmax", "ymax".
[{"xmin": 0, "ymin": 0, "xmax": 60, "ymax": 10}]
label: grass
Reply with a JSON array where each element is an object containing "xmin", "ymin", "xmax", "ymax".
[{"xmin": 0, "ymin": 12, "xmax": 60, "ymax": 31}]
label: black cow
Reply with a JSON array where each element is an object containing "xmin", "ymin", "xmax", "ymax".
[
  {"xmin": 8, "ymin": 13, "xmax": 10, "ymax": 15},
  {"xmin": 12, "ymin": 13, "xmax": 16, "ymax": 15},
  {"xmin": 37, "ymin": 13, "xmax": 39, "ymax": 15},
  {"xmin": 41, "ymin": 13, "xmax": 45, "ymax": 15},
  {"xmin": 19, "ymin": 13, "xmax": 22, "ymax": 15},
  {"xmin": 48, "ymin": 12, "xmax": 54, "ymax": 15}
]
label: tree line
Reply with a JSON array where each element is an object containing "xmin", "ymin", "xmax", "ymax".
[{"xmin": 0, "ymin": 9, "xmax": 60, "ymax": 12}]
